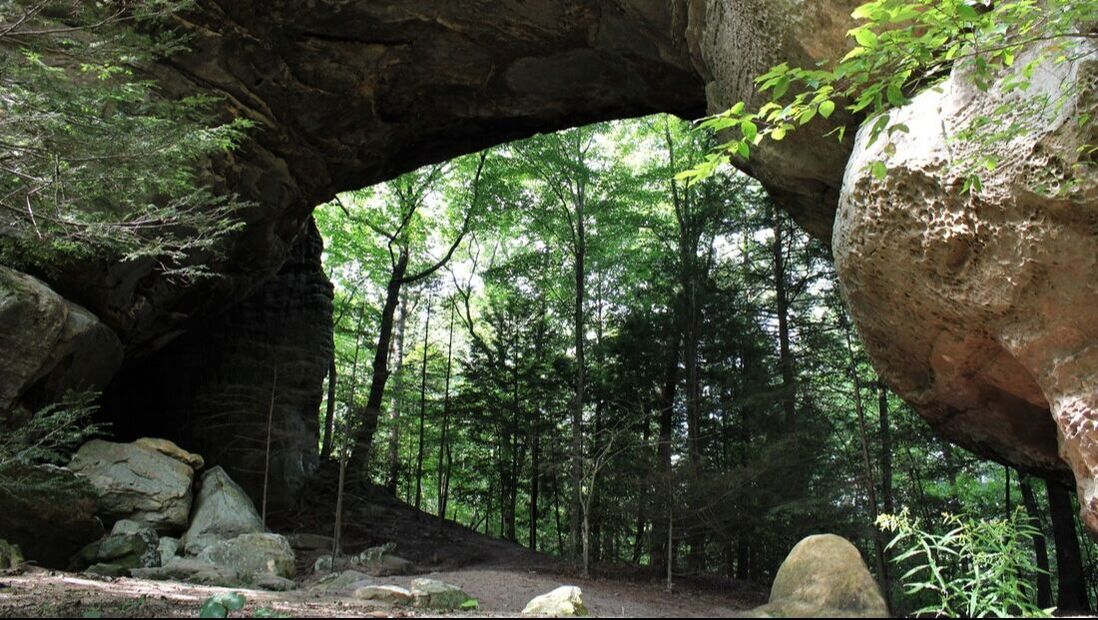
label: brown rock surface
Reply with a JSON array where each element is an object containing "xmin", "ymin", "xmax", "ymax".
[{"xmin": 835, "ymin": 44, "xmax": 1097, "ymax": 517}]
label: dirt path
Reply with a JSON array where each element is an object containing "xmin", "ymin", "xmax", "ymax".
[
  {"xmin": 0, "ymin": 477, "xmax": 763, "ymax": 617},
  {"xmin": 0, "ymin": 565, "xmax": 757, "ymax": 618}
]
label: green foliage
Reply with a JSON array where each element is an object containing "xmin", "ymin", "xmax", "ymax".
[
  {"xmin": 684, "ymin": 0, "xmax": 1096, "ymax": 187},
  {"xmin": 0, "ymin": 0, "xmax": 252, "ymax": 279},
  {"xmin": 198, "ymin": 592, "xmax": 246, "ymax": 618},
  {"xmin": 878, "ymin": 509, "xmax": 1053, "ymax": 618},
  {"xmin": 0, "ymin": 392, "xmax": 102, "ymax": 469}
]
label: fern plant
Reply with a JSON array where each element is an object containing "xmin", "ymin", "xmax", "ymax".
[{"xmin": 878, "ymin": 508, "xmax": 1053, "ymax": 618}]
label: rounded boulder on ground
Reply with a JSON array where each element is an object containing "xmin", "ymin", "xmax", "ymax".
[{"xmin": 751, "ymin": 534, "xmax": 889, "ymax": 618}]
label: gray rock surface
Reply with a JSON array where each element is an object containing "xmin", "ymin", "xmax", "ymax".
[
  {"xmin": 355, "ymin": 585, "xmax": 414, "ymax": 606},
  {"xmin": 196, "ymin": 533, "xmax": 295, "ymax": 580},
  {"xmin": 69, "ymin": 439, "xmax": 196, "ymax": 532},
  {"xmin": 410, "ymin": 578, "xmax": 474, "ymax": 610},
  {"xmin": 181, "ymin": 466, "xmax": 264, "ymax": 555}
]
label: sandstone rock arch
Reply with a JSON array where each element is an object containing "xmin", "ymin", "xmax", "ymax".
[{"xmin": 4, "ymin": 1, "xmax": 1092, "ymax": 528}]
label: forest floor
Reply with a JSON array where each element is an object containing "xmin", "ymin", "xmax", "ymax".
[{"xmin": 0, "ymin": 475, "xmax": 765, "ymax": 617}]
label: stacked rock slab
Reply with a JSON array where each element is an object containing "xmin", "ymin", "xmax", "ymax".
[
  {"xmin": 0, "ymin": 463, "xmax": 104, "ymax": 568},
  {"xmin": 69, "ymin": 438, "xmax": 199, "ymax": 532},
  {"xmin": 181, "ymin": 466, "xmax": 265, "ymax": 555}
]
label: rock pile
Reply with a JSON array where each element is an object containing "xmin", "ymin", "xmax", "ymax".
[{"xmin": 63, "ymin": 438, "xmax": 295, "ymax": 590}]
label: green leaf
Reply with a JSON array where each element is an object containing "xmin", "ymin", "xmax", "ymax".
[
  {"xmin": 740, "ymin": 120, "xmax": 758, "ymax": 141},
  {"xmin": 819, "ymin": 100, "xmax": 836, "ymax": 119},
  {"xmin": 852, "ymin": 28, "xmax": 879, "ymax": 48},
  {"xmin": 460, "ymin": 598, "xmax": 480, "ymax": 610},
  {"xmin": 870, "ymin": 161, "xmax": 887, "ymax": 180},
  {"xmin": 772, "ymin": 126, "xmax": 787, "ymax": 140}
]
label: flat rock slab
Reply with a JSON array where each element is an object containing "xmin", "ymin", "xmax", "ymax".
[
  {"xmin": 197, "ymin": 533, "xmax": 295, "ymax": 580},
  {"xmin": 355, "ymin": 585, "xmax": 414, "ymax": 605}
]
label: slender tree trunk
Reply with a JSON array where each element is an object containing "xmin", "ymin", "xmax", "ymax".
[
  {"xmin": 321, "ymin": 359, "xmax": 337, "ymax": 459},
  {"xmin": 413, "ymin": 291, "xmax": 433, "ymax": 511},
  {"xmin": 438, "ymin": 300, "xmax": 455, "ymax": 525},
  {"xmin": 387, "ymin": 294, "xmax": 410, "ymax": 493},
  {"xmin": 569, "ymin": 201, "xmax": 587, "ymax": 558},
  {"xmin": 350, "ymin": 250, "xmax": 410, "ymax": 477},
  {"xmin": 1047, "ymin": 480, "xmax": 1091, "ymax": 612},
  {"xmin": 651, "ymin": 334, "xmax": 680, "ymax": 575},
  {"xmin": 1020, "ymin": 476, "xmax": 1053, "ymax": 609},
  {"xmin": 877, "ymin": 378, "xmax": 894, "ymax": 603},
  {"xmin": 771, "ymin": 205, "xmax": 795, "ymax": 428},
  {"xmin": 843, "ymin": 319, "xmax": 886, "ymax": 593},
  {"xmin": 529, "ymin": 418, "xmax": 541, "ymax": 551}
]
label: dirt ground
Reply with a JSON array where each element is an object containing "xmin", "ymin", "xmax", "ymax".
[
  {"xmin": 0, "ymin": 564, "xmax": 760, "ymax": 618},
  {"xmin": 0, "ymin": 474, "xmax": 765, "ymax": 617}
]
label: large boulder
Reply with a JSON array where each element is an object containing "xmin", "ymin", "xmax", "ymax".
[
  {"xmin": 196, "ymin": 532, "xmax": 295, "ymax": 580},
  {"xmin": 834, "ymin": 42, "xmax": 1097, "ymax": 522},
  {"xmin": 0, "ymin": 463, "xmax": 104, "ymax": 568},
  {"xmin": 0, "ymin": 266, "xmax": 122, "ymax": 416},
  {"xmin": 181, "ymin": 466, "xmax": 264, "ymax": 555},
  {"xmin": 752, "ymin": 534, "xmax": 888, "ymax": 618},
  {"xmin": 69, "ymin": 439, "xmax": 197, "ymax": 532}
]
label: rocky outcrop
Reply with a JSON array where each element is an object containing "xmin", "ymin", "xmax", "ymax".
[
  {"xmin": 834, "ymin": 43, "xmax": 1097, "ymax": 518},
  {"xmin": 103, "ymin": 220, "xmax": 333, "ymax": 505},
  {"xmin": 69, "ymin": 439, "xmax": 198, "ymax": 532},
  {"xmin": 0, "ymin": 463, "xmax": 105, "ymax": 568},
  {"xmin": 694, "ymin": 0, "xmax": 861, "ymax": 239},
  {"xmin": 751, "ymin": 534, "xmax": 889, "ymax": 618},
  {"xmin": 3, "ymin": 0, "xmax": 1094, "ymax": 528}
]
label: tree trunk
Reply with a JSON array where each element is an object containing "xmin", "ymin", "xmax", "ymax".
[
  {"xmin": 877, "ymin": 378, "xmax": 894, "ymax": 603},
  {"xmin": 1020, "ymin": 476, "xmax": 1052, "ymax": 609},
  {"xmin": 1047, "ymin": 480, "xmax": 1091, "ymax": 612},
  {"xmin": 771, "ymin": 204, "xmax": 795, "ymax": 428},
  {"xmin": 651, "ymin": 333, "xmax": 680, "ymax": 575},
  {"xmin": 350, "ymin": 249, "xmax": 410, "ymax": 478},
  {"xmin": 569, "ymin": 201, "xmax": 586, "ymax": 558},
  {"xmin": 438, "ymin": 300, "xmax": 455, "ymax": 525},
  {"xmin": 321, "ymin": 358, "xmax": 337, "ymax": 459},
  {"xmin": 387, "ymin": 294, "xmax": 410, "ymax": 493},
  {"xmin": 413, "ymin": 290, "xmax": 433, "ymax": 511}
]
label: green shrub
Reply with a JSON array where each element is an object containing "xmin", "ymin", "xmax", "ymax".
[{"xmin": 878, "ymin": 508, "xmax": 1052, "ymax": 618}]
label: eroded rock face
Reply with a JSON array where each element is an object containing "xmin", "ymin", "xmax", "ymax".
[
  {"xmin": 695, "ymin": 0, "xmax": 861, "ymax": 239},
  {"xmin": 104, "ymin": 220, "xmax": 333, "ymax": 505},
  {"xmin": 835, "ymin": 44, "xmax": 1097, "ymax": 516}
]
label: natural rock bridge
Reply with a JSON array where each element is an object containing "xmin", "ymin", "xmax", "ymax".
[{"xmin": 3, "ymin": 1, "xmax": 1095, "ymax": 529}]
